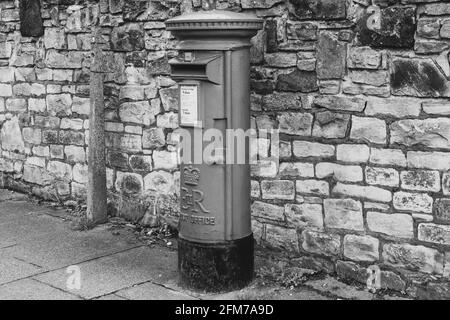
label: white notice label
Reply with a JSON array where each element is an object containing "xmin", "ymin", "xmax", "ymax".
[{"xmin": 180, "ymin": 85, "xmax": 198, "ymax": 126}]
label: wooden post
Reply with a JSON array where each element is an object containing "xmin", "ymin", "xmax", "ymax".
[{"xmin": 87, "ymin": 27, "xmax": 108, "ymax": 224}]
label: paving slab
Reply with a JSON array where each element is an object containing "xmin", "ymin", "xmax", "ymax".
[
  {"xmin": 0, "ymin": 278, "xmax": 81, "ymax": 300},
  {"xmin": 0, "ymin": 256, "xmax": 43, "ymax": 285},
  {"xmin": 115, "ymin": 282, "xmax": 198, "ymax": 300},
  {"xmin": 94, "ymin": 294, "xmax": 128, "ymax": 300},
  {"xmin": 34, "ymin": 246, "xmax": 178, "ymax": 299},
  {"xmin": 305, "ymin": 277, "xmax": 375, "ymax": 300},
  {"xmin": 0, "ymin": 201, "xmax": 141, "ymax": 269}
]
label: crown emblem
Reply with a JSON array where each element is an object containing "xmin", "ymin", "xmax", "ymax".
[{"xmin": 184, "ymin": 165, "xmax": 200, "ymax": 186}]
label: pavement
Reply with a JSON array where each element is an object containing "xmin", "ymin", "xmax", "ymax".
[{"xmin": 0, "ymin": 188, "xmax": 410, "ymax": 300}]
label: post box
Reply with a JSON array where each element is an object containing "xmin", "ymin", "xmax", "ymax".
[{"xmin": 166, "ymin": 9, "xmax": 262, "ymax": 291}]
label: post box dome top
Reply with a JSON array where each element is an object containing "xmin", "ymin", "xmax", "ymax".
[{"xmin": 166, "ymin": 10, "xmax": 263, "ymax": 30}]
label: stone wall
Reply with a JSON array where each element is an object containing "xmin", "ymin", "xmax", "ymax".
[{"xmin": 1, "ymin": 0, "xmax": 450, "ymax": 298}]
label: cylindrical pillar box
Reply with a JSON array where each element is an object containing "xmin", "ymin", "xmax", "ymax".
[{"xmin": 165, "ymin": 10, "xmax": 262, "ymax": 292}]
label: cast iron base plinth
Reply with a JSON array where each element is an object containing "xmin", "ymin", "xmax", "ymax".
[{"xmin": 178, "ymin": 234, "xmax": 254, "ymax": 293}]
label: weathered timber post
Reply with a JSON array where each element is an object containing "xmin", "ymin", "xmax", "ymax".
[{"xmin": 87, "ymin": 27, "xmax": 108, "ymax": 224}]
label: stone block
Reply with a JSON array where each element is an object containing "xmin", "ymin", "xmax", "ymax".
[
  {"xmin": 324, "ymin": 198, "xmax": 364, "ymax": 231},
  {"xmin": 367, "ymin": 212, "xmax": 414, "ymax": 239}
]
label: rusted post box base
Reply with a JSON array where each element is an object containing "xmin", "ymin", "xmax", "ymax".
[{"xmin": 178, "ymin": 235, "xmax": 254, "ymax": 292}]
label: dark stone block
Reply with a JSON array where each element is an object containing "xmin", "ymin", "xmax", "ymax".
[
  {"xmin": 108, "ymin": 151, "xmax": 129, "ymax": 171},
  {"xmin": 123, "ymin": 0, "xmax": 148, "ymax": 21},
  {"xmin": 265, "ymin": 20, "xmax": 278, "ymax": 53},
  {"xmin": 317, "ymin": 32, "xmax": 346, "ymax": 80},
  {"xmin": 19, "ymin": 0, "xmax": 44, "ymax": 37},
  {"xmin": 251, "ymin": 79, "xmax": 275, "ymax": 95},
  {"xmin": 357, "ymin": 6, "xmax": 416, "ymax": 49},
  {"xmin": 276, "ymin": 69, "xmax": 318, "ymax": 92},
  {"xmin": 129, "ymin": 155, "xmax": 152, "ymax": 172},
  {"xmin": 43, "ymin": 130, "xmax": 59, "ymax": 144},
  {"xmin": 147, "ymin": 55, "xmax": 170, "ymax": 76},
  {"xmin": 126, "ymin": 52, "xmax": 147, "ymax": 68},
  {"xmin": 111, "ymin": 26, "xmax": 145, "ymax": 52},
  {"xmin": 435, "ymin": 199, "xmax": 450, "ymax": 223},
  {"xmin": 288, "ymin": 0, "xmax": 347, "ymax": 20},
  {"xmin": 391, "ymin": 58, "xmax": 450, "ymax": 97},
  {"xmin": 59, "ymin": 131, "xmax": 85, "ymax": 146}
]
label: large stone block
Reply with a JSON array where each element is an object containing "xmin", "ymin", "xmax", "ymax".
[
  {"xmin": 278, "ymin": 162, "xmax": 314, "ymax": 178},
  {"xmin": 288, "ymin": 0, "xmax": 347, "ymax": 20},
  {"xmin": 119, "ymin": 101, "xmax": 158, "ymax": 126},
  {"xmin": 393, "ymin": 191, "xmax": 433, "ymax": 213},
  {"xmin": 367, "ymin": 212, "xmax": 414, "ymax": 239},
  {"xmin": 106, "ymin": 133, "xmax": 142, "ymax": 152},
  {"xmin": 153, "ymin": 150, "xmax": 177, "ymax": 171},
  {"xmin": 23, "ymin": 165, "xmax": 52, "ymax": 186},
  {"xmin": 47, "ymin": 161, "xmax": 72, "ymax": 180},
  {"xmin": 350, "ymin": 116, "xmax": 386, "ymax": 144},
  {"xmin": 111, "ymin": 24, "xmax": 145, "ymax": 52},
  {"xmin": 343, "ymin": 235, "xmax": 379, "ymax": 262},
  {"xmin": 265, "ymin": 52, "xmax": 298, "ymax": 68},
  {"xmin": 64, "ymin": 145, "xmax": 85, "ymax": 163},
  {"xmin": 316, "ymin": 163, "xmax": 363, "ymax": 182},
  {"xmin": 365, "ymin": 97, "xmax": 421, "ymax": 118},
  {"xmin": 73, "ymin": 163, "xmax": 88, "ymax": 184},
  {"xmin": 356, "ymin": 6, "xmax": 416, "ymax": 49},
  {"xmin": 286, "ymin": 21, "xmax": 318, "ymax": 40},
  {"xmin": 407, "ymin": 151, "xmax": 450, "ymax": 171},
  {"xmin": 45, "ymin": 50, "xmax": 83, "ymax": 69},
  {"xmin": 265, "ymin": 224, "xmax": 299, "ymax": 253},
  {"xmin": 400, "ymin": 170, "xmax": 440, "ymax": 192},
  {"xmin": 324, "ymin": 198, "xmax": 364, "ymax": 231},
  {"xmin": 262, "ymin": 92, "xmax": 302, "ymax": 110},
  {"xmin": 19, "ymin": 0, "xmax": 44, "ymax": 37},
  {"xmin": 391, "ymin": 58, "xmax": 450, "ymax": 97},
  {"xmin": 296, "ymin": 179, "xmax": 329, "ymax": 197},
  {"xmin": 159, "ymin": 87, "xmax": 178, "ymax": 112},
  {"xmin": 332, "ymin": 183, "xmax": 392, "ymax": 202},
  {"xmin": 261, "ymin": 180, "xmax": 295, "ymax": 200},
  {"xmin": 348, "ymin": 46, "xmax": 382, "ymax": 69},
  {"xmin": 0, "ymin": 117, "xmax": 25, "ymax": 153},
  {"xmin": 442, "ymin": 172, "xmax": 450, "ymax": 197},
  {"xmin": 44, "ymin": 28, "xmax": 66, "ymax": 50},
  {"xmin": 336, "ymin": 144, "xmax": 369, "ymax": 163},
  {"xmin": 391, "ymin": 118, "xmax": 450, "ymax": 150},
  {"xmin": 285, "ymin": 203, "xmax": 323, "ymax": 230},
  {"xmin": 350, "ymin": 70, "xmax": 388, "ymax": 87},
  {"xmin": 142, "ymin": 127, "xmax": 165, "ymax": 149},
  {"xmin": 46, "ymin": 94, "xmax": 72, "ymax": 116},
  {"xmin": 144, "ymin": 170, "xmax": 175, "ymax": 194},
  {"xmin": 418, "ymin": 223, "xmax": 450, "ymax": 245},
  {"xmin": 312, "ymin": 111, "xmax": 349, "ymax": 139},
  {"xmin": 317, "ymin": 32, "xmax": 346, "ymax": 79},
  {"xmin": 435, "ymin": 199, "xmax": 450, "ymax": 222},
  {"xmin": 278, "ymin": 112, "xmax": 313, "ymax": 136},
  {"xmin": 276, "ymin": 69, "xmax": 318, "ymax": 93},
  {"xmin": 293, "ymin": 141, "xmax": 335, "ymax": 158},
  {"xmin": 382, "ymin": 243, "xmax": 444, "ymax": 274},
  {"xmin": 313, "ymin": 95, "xmax": 365, "ymax": 112},
  {"xmin": 5, "ymin": 98, "xmax": 26, "ymax": 111},
  {"xmin": 115, "ymin": 171, "xmax": 144, "ymax": 196},
  {"xmin": 22, "ymin": 127, "xmax": 41, "ymax": 145},
  {"xmin": 301, "ymin": 230, "xmax": 341, "ymax": 256},
  {"xmin": 365, "ymin": 167, "xmax": 399, "ymax": 187},
  {"xmin": 370, "ymin": 148, "xmax": 406, "ymax": 167},
  {"xmin": 252, "ymin": 201, "xmax": 284, "ymax": 222}
]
